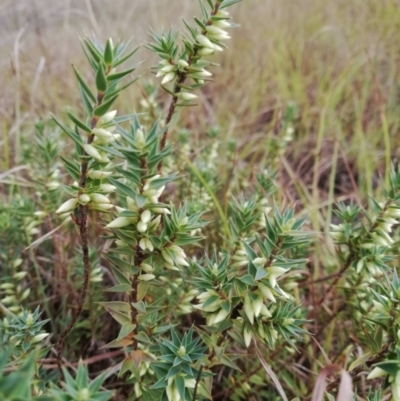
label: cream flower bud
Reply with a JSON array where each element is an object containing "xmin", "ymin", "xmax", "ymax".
[
  {"xmin": 144, "ymin": 174, "xmax": 161, "ymax": 188},
  {"xmin": 175, "ymin": 256, "xmax": 189, "ymax": 267},
  {"xmin": 139, "ymin": 238, "xmax": 153, "ymax": 253},
  {"xmin": 139, "ymin": 238, "xmax": 147, "ymax": 251},
  {"xmin": 0, "ymin": 283, "xmax": 14, "ymax": 289},
  {"xmin": 13, "ymin": 271, "xmax": 27, "ymax": 279},
  {"xmin": 141, "ymin": 210, "xmax": 152, "ymax": 224},
  {"xmin": 197, "ymin": 290, "xmax": 216, "ymax": 300},
  {"xmin": 170, "ymin": 245, "xmax": 185, "ymax": 257},
  {"xmin": 177, "ymin": 59, "xmax": 189, "ymax": 68},
  {"xmin": 166, "ymin": 381, "xmax": 180, "ymax": 401},
  {"xmin": 213, "ymin": 19, "xmax": 231, "ymax": 28},
  {"xmin": 137, "ymin": 221, "xmax": 148, "ymax": 233},
  {"xmin": 106, "ymin": 216, "xmax": 133, "ymax": 228},
  {"xmin": 140, "ymin": 99, "xmax": 149, "ymax": 108},
  {"xmin": 197, "ymin": 47, "xmax": 215, "ymax": 56},
  {"xmin": 34, "ymin": 211, "xmax": 47, "ymax": 218},
  {"xmin": 260, "ymin": 304, "xmax": 272, "ymax": 318},
  {"xmin": 164, "ymin": 262, "xmax": 179, "ymax": 271},
  {"xmin": 212, "ymin": 308, "xmax": 229, "ymax": 325},
  {"xmin": 138, "ymin": 274, "xmax": 155, "ymax": 281},
  {"xmin": 356, "ymin": 259, "xmax": 364, "ymax": 273},
  {"xmin": 98, "ymin": 110, "xmax": 117, "ymax": 126},
  {"xmin": 253, "ymin": 296, "xmax": 263, "ymax": 318},
  {"xmin": 56, "ymin": 198, "xmax": 78, "ymax": 214},
  {"xmin": 161, "ymin": 249, "xmax": 174, "ymax": 264},
  {"xmin": 208, "ymin": 32, "xmax": 230, "ymax": 41},
  {"xmin": 367, "ymin": 367, "xmax": 388, "ymax": 380},
  {"xmin": 198, "ymin": 69, "xmax": 212, "ymax": 77},
  {"xmin": 145, "ymin": 238, "xmax": 154, "ymax": 252},
  {"xmin": 216, "ymin": 10, "xmax": 230, "ymax": 17},
  {"xmin": 99, "ymin": 184, "xmax": 116, "ymax": 193},
  {"xmin": 134, "ymin": 383, "xmax": 142, "ymax": 398},
  {"xmin": 243, "ymin": 326, "xmax": 252, "ymax": 347},
  {"xmin": 253, "ymin": 257, "xmax": 267, "ymax": 267},
  {"xmin": 213, "ymin": 43, "xmax": 224, "ymax": 52},
  {"xmin": 92, "ymin": 128, "xmax": 114, "ymax": 139},
  {"xmin": 78, "ymin": 194, "xmax": 91, "ymax": 205},
  {"xmin": 258, "ymin": 283, "xmax": 276, "ymax": 302},
  {"xmin": 113, "ymin": 133, "xmax": 121, "ymax": 141},
  {"xmin": 91, "ymin": 193, "xmax": 110, "ymax": 204},
  {"xmin": 83, "ymin": 144, "xmax": 102, "ymax": 161},
  {"xmin": 127, "ymin": 196, "xmax": 139, "ymax": 211},
  {"xmin": 258, "ymin": 323, "xmax": 266, "ymax": 339},
  {"xmin": 176, "ymin": 92, "xmax": 198, "ymax": 101},
  {"xmin": 87, "ymin": 170, "xmax": 112, "ymax": 179},
  {"xmin": 98, "ymin": 151, "xmax": 110, "ymax": 163},
  {"xmin": 373, "ymin": 300, "xmax": 387, "ymax": 314},
  {"xmin": 185, "ymin": 378, "xmax": 196, "ymax": 388},
  {"xmin": 1, "ymin": 296, "xmax": 16, "ymax": 304},
  {"xmin": 244, "ymin": 294, "xmax": 255, "ymax": 324},
  {"xmin": 196, "ymin": 34, "xmax": 215, "ymax": 49},
  {"xmin": 94, "ymin": 203, "xmax": 114, "ymax": 210},
  {"xmin": 46, "ymin": 181, "xmax": 60, "ymax": 190},
  {"xmin": 135, "ymin": 129, "xmax": 145, "ymax": 147},
  {"xmin": 141, "ymin": 263, "xmax": 154, "ymax": 273},
  {"xmin": 206, "ymin": 25, "xmax": 230, "ymax": 37},
  {"xmin": 160, "ymin": 65, "xmax": 175, "ymax": 73},
  {"xmin": 387, "ymin": 206, "xmax": 400, "ymax": 218},
  {"xmin": 162, "ymin": 72, "xmax": 176, "ymax": 84},
  {"xmin": 32, "ymin": 333, "xmax": 49, "ymax": 343},
  {"xmin": 268, "ymin": 266, "xmax": 287, "ymax": 288},
  {"xmin": 26, "ymin": 313, "xmax": 34, "ymax": 326}
]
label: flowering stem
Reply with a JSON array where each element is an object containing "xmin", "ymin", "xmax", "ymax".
[
  {"xmin": 55, "ymin": 204, "xmax": 90, "ymax": 366},
  {"xmin": 130, "ymin": 157, "xmax": 149, "ymax": 349},
  {"xmin": 158, "ymin": 0, "xmax": 222, "ymax": 171},
  {"xmin": 55, "ymin": 86, "xmax": 104, "ymax": 366},
  {"xmin": 130, "ymin": 248, "xmax": 145, "ymax": 350}
]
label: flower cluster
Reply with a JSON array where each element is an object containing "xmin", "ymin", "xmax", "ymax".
[
  {"xmin": 0, "ymin": 307, "xmax": 49, "ymax": 357},
  {"xmin": 330, "ymin": 174, "xmax": 400, "ymax": 278},
  {"xmin": 53, "ymin": 37, "xmax": 137, "ymax": 218},
  {"xmin": 192, "ymin": 206, "xmax": 310, "ymax": 351},
  {"xmin": 149, "ymin": 1, "xmax": 238, "ymax": 104}
]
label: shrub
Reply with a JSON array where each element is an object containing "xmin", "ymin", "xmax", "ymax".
[{"xmin": 2, "ymin": 1, "xmax": 400, "ymax": 400}]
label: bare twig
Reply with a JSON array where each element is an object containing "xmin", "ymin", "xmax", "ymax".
[{"xmin": 192, "ymin": 364, "xmax": 204, "ymax": 401}]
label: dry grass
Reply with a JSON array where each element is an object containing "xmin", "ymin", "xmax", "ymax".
[{"xmin": 2, "ymin": 0, "xmax": 400, "ymax": 186}]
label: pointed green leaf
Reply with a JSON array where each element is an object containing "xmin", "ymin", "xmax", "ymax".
[
  {"xmin": 68, "ymin": 112, "xmax": 92, "ymax": 133},
  {"xmin": 51, "ymin": 114, "xmax": 83, "ymax": 145},
  {"xmin": 117, "ymin": 322, "xmax": 136, "ymax": 340},
  {"xmin": 107, "ymin": 67, "xmax": 136, "ymax": 81},
  {"xmin": 106, "ymin": 284, "xmax": 132, "ymax": 293},
  {"xmin": 94, "ymin": 95, "xmax": 118, "ymax": 116},
  {"xmin": 96, "ymin": 64, "xmax": 108, "ymax": 92},
  {"xmin": 73, "ymin": 67, "xmax": 96, "ymax": 102},
  {"xmin": 104, "ymin": 38, "xmax": 114, "ymax": 65}
]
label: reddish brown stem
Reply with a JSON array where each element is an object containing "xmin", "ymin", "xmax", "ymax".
[
  {"xmin": 56, "ymin": 204, "xmax": 90, "ymax": 366},
  {"xmin": 157, "ymin": 0, "xmax": 222, "ymax": 172},
  {"xmin": 55, "ymin": 102, "xmax": 101, "ymax": 366}
]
